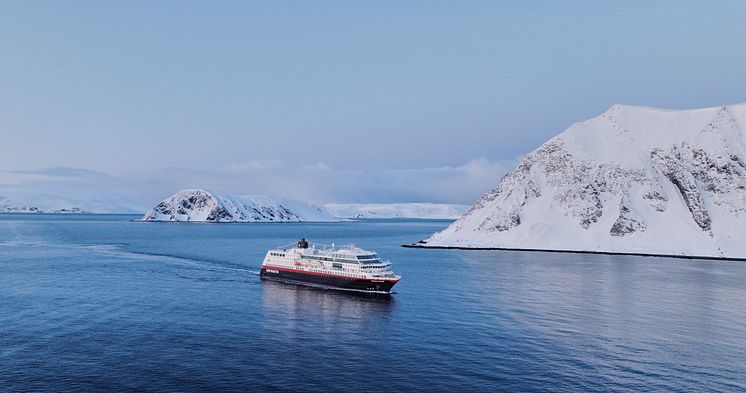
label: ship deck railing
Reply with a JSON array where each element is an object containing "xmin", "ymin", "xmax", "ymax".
[{"xmin": 274, "ymin": 241, "xmax": 363, "ymax": 253}]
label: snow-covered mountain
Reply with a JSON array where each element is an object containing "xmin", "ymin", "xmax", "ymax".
[
  {"xmin": 420, "ymin": 104, "xmax": 746, "ymax": 259},
  {"xmin": 324, "ymin": 203, "xmax": 469, "ymax": 219},
  {"xmin": 0, "ymin": 193, "xmax": 142, "ymax": 214},
  {"xmin": 143, "ymin": 189, "xmax": 338, "ymax": 222}
]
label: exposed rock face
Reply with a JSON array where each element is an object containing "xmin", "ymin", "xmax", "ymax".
[
  {"xmin": 423, "ymin": 104, "xmax": 746, "ymax": 259},
  {"xmin": 143, "ymin": 189, "xmax": 338, "ymax": 222},
  {"xmin": 610, "ymin": 204, "xmax": 646, "ymax": 237},
  {"xmin": 650, "ymin": 148, "xmax": 711, "ymax": 231}
]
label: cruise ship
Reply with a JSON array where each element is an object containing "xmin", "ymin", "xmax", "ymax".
[{"xmin": 260, "ymin": 238, "xmax": 401, "ymax": 294}]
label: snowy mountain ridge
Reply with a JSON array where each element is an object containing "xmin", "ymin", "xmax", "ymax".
[
  {"xmin": 324, "ymin": 203, "xmax": 469, "ymax": 219},
  {"xmin": 422, "ymin": 103, "xmax": 746, "ymax": 259},
  {"xmin": 143, "ymin": 189, "xmax": 338, "ymax": 222}
]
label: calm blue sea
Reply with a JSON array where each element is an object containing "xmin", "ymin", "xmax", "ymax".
[{"xmin": 1, "ymin": 214, "xmax": 745, "ymax": 392}]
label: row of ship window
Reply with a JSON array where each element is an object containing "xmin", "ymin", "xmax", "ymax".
[
  {"xmin": 302, "ymin": 255, "xmax": 382, "ymax": 264},
  {"xmin": 328, "ymin": 253, "xmax": 379, "ymax": 260},
  {"xmin": 295, "ymin": 265, "xmax": 389, "ymax": 278},
  {"xmin": 307, "ymin": 268, "xmax": 365, "ymax": 278},
  {"xmin": 269, "ymin": 252, "xmax": 286, "ymax": 257},
  {"xmin": 274, "ymin": 258, "xmax": 387, "ymax": 271}
]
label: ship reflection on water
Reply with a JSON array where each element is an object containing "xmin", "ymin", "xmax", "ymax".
[{"xmin": 260, "ymin": 279, "xmax": 396, "ymax": 324}]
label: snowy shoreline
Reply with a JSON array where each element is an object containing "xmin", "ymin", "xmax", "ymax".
[{"xmin": 403, "ymin": 243, "xmax": 746, "ymax": 262}]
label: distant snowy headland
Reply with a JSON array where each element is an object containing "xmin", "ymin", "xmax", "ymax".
[
  {"xmin": 0, "ymin": 193, "xmax": 142, "ymax": 214},
  {"xmin": 324, "ymin": 203, "xmax": 469, "ymax": 219},
  {"xmin": 142, "ymin": 189, "xmax": 338, "ymax": 222}
]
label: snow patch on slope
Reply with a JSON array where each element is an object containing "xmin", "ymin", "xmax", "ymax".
[
  {"xmin": 324, "ymin": 203, "xmax": 469, "ymax": 219},
  {"xmin": 423, "ymin": 104, "xmax": 746, "ymax": 259},
  {"xmin": 143, "ymin": 189, "xmax": 338, "ymax": 222}
]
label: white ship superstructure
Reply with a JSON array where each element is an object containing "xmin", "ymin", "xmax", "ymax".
[{"xmin": 260, "ymin": 238, "xmax": 400, "ymax": 293}]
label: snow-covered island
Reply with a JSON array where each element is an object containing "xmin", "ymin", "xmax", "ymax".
[
  {"xmin": 324, "ymin": 203, "xmax": 469, "ymax": 219},
  {"xmin": 143, "ymin": 189, "xmax": 338, "ymax": 222},
  {"xmin": 415, "ymin": 104, "xmax": 746, "ymax": 259}
]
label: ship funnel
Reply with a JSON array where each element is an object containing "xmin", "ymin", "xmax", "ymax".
[{"xmin": 297, "ymin": 238, "xmax": 309, "ymax": 249}]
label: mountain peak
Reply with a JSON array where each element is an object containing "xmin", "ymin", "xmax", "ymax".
[{"xmin": 421, "ymin": 103, "xmax": 746, "ymax": 259}]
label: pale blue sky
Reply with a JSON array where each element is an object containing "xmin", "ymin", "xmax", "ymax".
[{"xmin": 2, "ymin": 1, "xmax": 746, "ymax": 205}]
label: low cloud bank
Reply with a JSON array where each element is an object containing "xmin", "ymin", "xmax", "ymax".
[{"xmin": 0, "ymin": 158, "xmax": 516, "ymax": 213}]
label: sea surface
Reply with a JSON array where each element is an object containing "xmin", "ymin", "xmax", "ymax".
[{"xmin": 1, "ymin": 214, "xmax": 745, "ymax": 392}]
